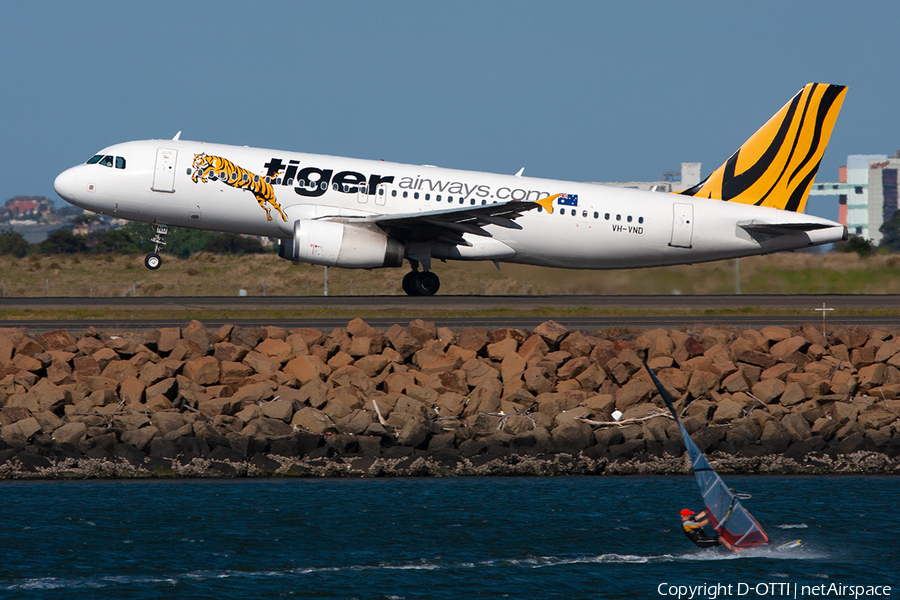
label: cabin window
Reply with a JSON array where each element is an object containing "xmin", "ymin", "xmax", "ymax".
[
  {"xmin": 482, "ymin": 200, "xmax": 487, "ymax": 205},
  {"xmin": 414, "ymin": 192, "xmax": 419, "ymax": 199},
  {"xmin": 448, "ymin": 196, "xmax": 453, "ymax": 203},
  {"xmin": 436, "ymin": 195, "xmax": 442, "ymax": 202},
  {"xmin": 639, "ymin": 217, "xmax": 644, "ymax": 223},
  {"xmin": 403, "ymin": 191, "xmax": 408, "ymax": 198},
  {"xmin": 470, "ymin": 199, "xmax": 475, "ymax": 205},
  {"xmin": 378, "ymin": 188, "xmax": 384, "ymax": 196},
  {"xmin": 392, "ymin": 190, "xmax": 397, "ymax": 197},
  {"xmin": 285, "ymin": 178, "xmax": 293, "ymax": 185},
  {"xmin": 230, "ymin": 172, "xmax": 238, "ymax": 182},
  {"xmin": 115, "ymin": 157, "xmax": 126, "ymax": 169},
  {"xmin": 616, "ymin": 214, "xmax": 621, "ymax": 221},
  {"xmin": 265, "ymin": 176, "xmax": 272, "ymax": 184},
  {"xmin": 627, "ymin": 215, "xmax": 632, "ymax": 223},
  {"xmin": 425, "ymin": 193, "xmax": 430, "ymax": 200},
  {"xmin": 275, "ymin": 178, "xmax": 281, "ymax": 185},
  {"xmin": 582, "ymin": 210, "xmax": 587, "ymax": 218},
  {"xmin": 605, "ymin": 213, "xmax": 610, "ymax": 220},
  {"xmin": 253, "ymin": 175, "xmax": 260, "ymax": 183},
  {"xmin": 560, "ymin": 209, "xmax": 566, "ymax": 216},
  {"xmin": 320, "ymin": 182, "xmax": 327, "ymax": 190},
  {"xmin": 459, "ymin": 198, "xmax": 464, "ymax": 204},
  {"xmin": 333, "ymin": 183, "xmax": 340, "ymax": 191},
  {"xmin": 537, "ymin": 206, "xmax": 543, "ymax": 213},
  {"xmin": 360, "ymin": 186, "xmax": 367, "ymax": 194},
  {"xmin": 593, "ymin": 212, "xmax": 599, "ymax": 219}
]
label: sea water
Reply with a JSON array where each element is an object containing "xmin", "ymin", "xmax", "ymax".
[{"xmin": 0, "ymin": 476, "xmax": 896, "ymax": 599}]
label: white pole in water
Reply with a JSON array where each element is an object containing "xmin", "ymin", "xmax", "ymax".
[{"xmin": 323, "ymin": 266, "xmax": 328, "ymax": 296}]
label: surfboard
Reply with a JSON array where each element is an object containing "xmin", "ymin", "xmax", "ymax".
[{"xmin": 775, "ymin": 539, "xmax": 802, "ymax": 551}]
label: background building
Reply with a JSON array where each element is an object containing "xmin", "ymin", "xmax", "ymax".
[
  {"xmin": 597, "ymin": 162, "xmax": 702, "ymax": 192},
  {"xmin": 866, "ymin": 157, "xmax": 900, "ymax": 244},
  {"xmin": 806, "ymin": 153, "xmax": 900, "ymax": 244}
]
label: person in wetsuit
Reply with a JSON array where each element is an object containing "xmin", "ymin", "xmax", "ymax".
[{"xmin": 680, "ymin": 509, "xmax": 738, "ymax": 552}]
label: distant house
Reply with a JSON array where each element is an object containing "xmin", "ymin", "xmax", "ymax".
[{"xmin": 2, "ymin": 196, "xmax": 54, "ymax": 220}]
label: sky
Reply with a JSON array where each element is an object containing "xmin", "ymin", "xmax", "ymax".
[{"xmin": 3, "ymin": 1, "xmax": 900, "ymax": 222}]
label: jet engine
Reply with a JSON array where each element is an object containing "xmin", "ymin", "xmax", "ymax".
[{"xmin": 277, "ymin": 219, "xmax": 405, "ymax": 268}]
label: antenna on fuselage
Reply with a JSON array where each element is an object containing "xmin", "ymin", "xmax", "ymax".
[
  {"xmin": 172, "ymin": 131, "xmax": 182, "ymax": 141},
  {"xmin": 514, "ymin": 167, "xmax": 524, "ymax": 177}
]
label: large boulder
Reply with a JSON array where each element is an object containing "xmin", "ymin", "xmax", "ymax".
[{"xmin": 550, "ymin": 421, "xmax": 593, "ymax": 453}]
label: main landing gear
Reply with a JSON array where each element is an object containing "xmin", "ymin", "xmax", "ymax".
[
  {"xmin": 402, "ymin": 260, "xmax": 440, "ymax": 296},
  {"xmin": 144, "ymin": 223, "xmax": 168, "ymax": 270}
]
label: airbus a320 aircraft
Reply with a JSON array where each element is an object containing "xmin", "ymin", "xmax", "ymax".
[{"xmin": 54, "ymin": 83, "xmax": 848, "ymax": 296}]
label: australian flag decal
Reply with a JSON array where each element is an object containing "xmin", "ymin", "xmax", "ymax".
[{"xmin": 558, "ymin": 193, "xmax": 578, "ymax": 207}]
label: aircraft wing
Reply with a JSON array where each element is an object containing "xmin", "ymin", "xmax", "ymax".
[{"xmin": 343, "ymin": 200, "xmax": 542, "ymax": 246}]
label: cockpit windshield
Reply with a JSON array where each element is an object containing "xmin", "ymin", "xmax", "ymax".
[{"xmin": 86, "ymin": 154, "xmax": 126, "ymax": 169}]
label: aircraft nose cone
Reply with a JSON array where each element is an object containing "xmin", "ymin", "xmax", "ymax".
[{"xmin": 54, "ymin": 168, "xmax": 77, "ymax": 202}]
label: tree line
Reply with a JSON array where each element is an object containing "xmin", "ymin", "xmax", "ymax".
[{"xmin": 0, "ymin": 221, "xmax": 270, "ymax": 258}]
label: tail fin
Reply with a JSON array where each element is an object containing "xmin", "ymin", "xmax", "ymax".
[{"xmin": 680, "ymin": 83, "xmax": 847, "ymax": 213}]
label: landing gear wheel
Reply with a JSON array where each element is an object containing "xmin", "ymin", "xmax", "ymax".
[
  {"xmin": 414, "ymin": 271, "xmax": 440, "ymax": 296},
  {"xmin": 402, "ymin": 271, "xmax": 419, "ymax": 296},
  {"xmin": 144, "ymin": 253, "xmax": 162, "ymax": 270}
]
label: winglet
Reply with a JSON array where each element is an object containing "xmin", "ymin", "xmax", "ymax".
[
  {"xmin": 680, "ymin": 83, "xmax": 847, "ymax": 213},
  {"xmin": 536, "ymin": 194, "xmax": 558, "ymax": 214}
]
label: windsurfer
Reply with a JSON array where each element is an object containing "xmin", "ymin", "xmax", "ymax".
[{"xmin": 680, "ymin": 509, "xmax": 740, "ymax": 552}]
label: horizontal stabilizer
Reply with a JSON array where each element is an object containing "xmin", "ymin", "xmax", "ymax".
[{"xmin": 738, "ymin": 220, "xmax": 835, "ymax": 235}]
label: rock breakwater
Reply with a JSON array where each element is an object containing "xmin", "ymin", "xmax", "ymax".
[{"xmin": 0, "ymin": 320, "xmax": 898, "ymax": 478}]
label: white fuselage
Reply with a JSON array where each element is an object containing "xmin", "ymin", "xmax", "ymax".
[{"xmin": 54, "ymin": 139, "xmax": 846, "ymax": 269}]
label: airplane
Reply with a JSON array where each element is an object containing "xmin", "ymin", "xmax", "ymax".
[{"xmin": 54, "ymin": 82, "xmax": 848, "ymax": 296}]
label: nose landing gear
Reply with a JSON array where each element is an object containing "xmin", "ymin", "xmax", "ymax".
[{"xmin": 144, "ymin": 223, "xmax": 168, "ymax": 270}]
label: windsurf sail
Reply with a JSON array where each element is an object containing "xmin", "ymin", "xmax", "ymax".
[{"xmin": 644, "ymin": 363, "xmax": 769, "ymax": 548}]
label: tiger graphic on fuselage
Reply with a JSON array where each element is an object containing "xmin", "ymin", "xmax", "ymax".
[{"xmin": 191, "ymin": 153, "xmax": 288, "ymax": 222}]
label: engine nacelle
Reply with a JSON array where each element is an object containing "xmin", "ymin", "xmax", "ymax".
[{"xmin": 278, "ymin": 219, "xmax": 405, "ymax": 268}]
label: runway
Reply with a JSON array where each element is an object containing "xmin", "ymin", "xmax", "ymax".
[
  {"xmin": 0, "ymin": 293, "xmax": 897, "ymax": 311},
  {"xmin": 0, "ymin": 294, "xmax": 897, "ymax": 332}
]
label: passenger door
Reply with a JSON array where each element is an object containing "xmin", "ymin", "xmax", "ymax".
[
  {"xmin": 670, "ymin": 203, "xmax": 694, "ymax": 248},
  {"xmin": 151, "ymin": 148, "xmax": 178, "ymax": 193}
]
